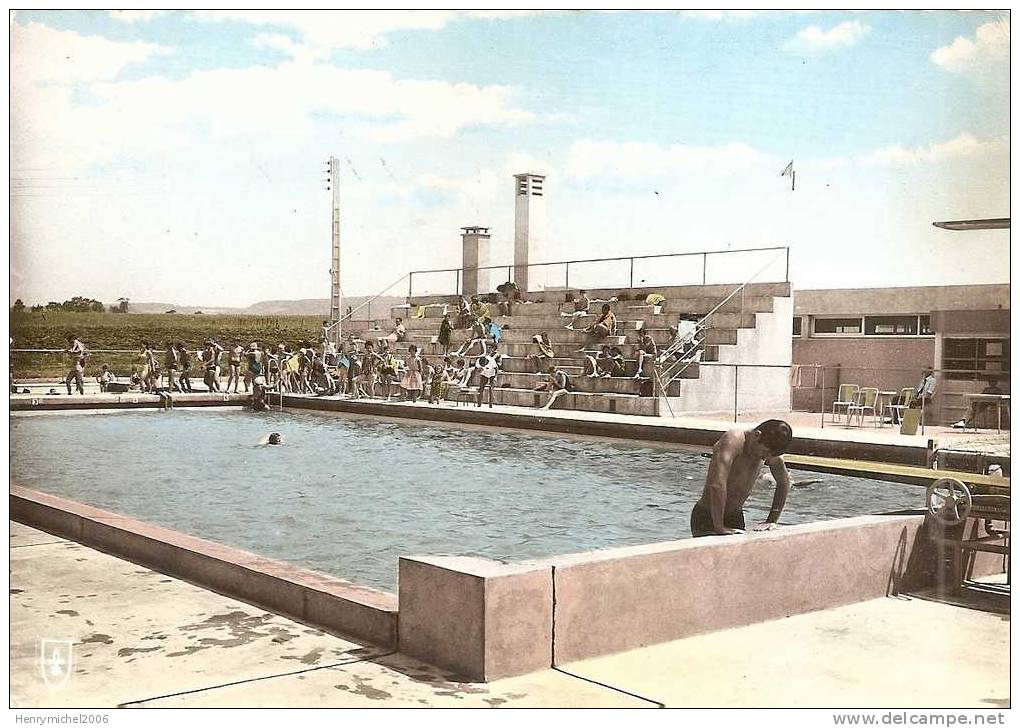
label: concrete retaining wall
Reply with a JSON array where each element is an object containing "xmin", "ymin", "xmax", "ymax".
[{"xmin": 10, "ymin": 486, "xmax": 398, "ymax": 649}]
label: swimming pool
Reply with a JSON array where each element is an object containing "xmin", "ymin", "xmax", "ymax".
[{"xmin": 10, "ymin": 410, "xmax": 923, "ymax": 591}]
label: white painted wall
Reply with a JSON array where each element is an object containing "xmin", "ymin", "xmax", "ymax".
[{"xmin": 660, "ymin": 294, "xmax": 793, "ymax": 416}]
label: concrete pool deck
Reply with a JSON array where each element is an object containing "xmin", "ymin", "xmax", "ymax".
[{"xmin": 10, "ymin": 522, "xmax": 1009, "ymax": 708}]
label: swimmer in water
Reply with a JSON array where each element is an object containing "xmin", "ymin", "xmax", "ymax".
[
  {"xmin": 257, "ymin": 432, "xmax": 283, "ymax": 446},
  {"xmin": 690, "ymin": 419, "xmax": 793, "ymax": 537}
]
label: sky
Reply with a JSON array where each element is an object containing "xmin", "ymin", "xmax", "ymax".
[{"xmin": 8, "ymin": 9, "xmax": 1011, "ymax": 307}]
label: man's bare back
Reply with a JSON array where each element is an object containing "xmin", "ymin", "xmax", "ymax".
[{"xmin": 691, "ymin": 420, "xmax": 793, "ymax": 537}]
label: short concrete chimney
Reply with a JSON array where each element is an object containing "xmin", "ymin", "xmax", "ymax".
[{"xmin": 461, "ymin": 226, "xmax": 492, "ymax": 296}]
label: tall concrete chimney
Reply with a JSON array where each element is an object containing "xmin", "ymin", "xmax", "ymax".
[
  {"xmin": 461, "ymin": 226, "xmax": 491, "ymax": 296},
  {"xmin": 513, "ymin": 173, "xmax": 546, "ymax": 293}
]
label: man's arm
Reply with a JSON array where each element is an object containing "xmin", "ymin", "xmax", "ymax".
[
  {"xmin": 754, "ymin": 457, "xmax": 791, "ymax": 531},
  {"xmin": 704, "ymin": 436, "xmax": 740, "ymax": 535}
]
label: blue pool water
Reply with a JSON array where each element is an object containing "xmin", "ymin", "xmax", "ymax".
[{"xmin": 10, "ymin": 410, "xmax": 924, "ymax": 591}]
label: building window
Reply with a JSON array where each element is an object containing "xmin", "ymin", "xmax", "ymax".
[
  {"xmin": 864, "ymin": 315, "xmax": 918, "ymax": 336},
  {"xmin": 806, "ymin": 314, "xmax": 933, "ymax": 337},
  {"xmin": 813, "ymin": 317, "xmax": 863, "ymax": 335},
  {"xmin": 942, "ymin": 337, "xmax": 1011, "ymax": 381},
  {"xmin": 793, "ymin": 317, "xmax": 802, "ymax": 337}
]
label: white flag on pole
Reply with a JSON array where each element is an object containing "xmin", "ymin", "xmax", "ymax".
[{"xmin": 780, "ymin": 160, "xmax": 794, "ymax": 177}]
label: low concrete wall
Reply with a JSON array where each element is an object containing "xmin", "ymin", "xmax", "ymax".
[
  {"xmin": 544, "ymin": 515, "xmax": 930, "ymax": 663},
  {"xmin": 10, "ymin": 486, "xmax": 398, "ymax": 649},
  {"xmin": 394, "ymin": 515, "xmax": 1004, "ymax": 679},
  {"xmin": 398, "ymin": 556, "xmax": 553, "ymax": 681}
]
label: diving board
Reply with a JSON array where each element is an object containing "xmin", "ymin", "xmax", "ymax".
[{"xmin": 784, "ymin": 454, "xmax": 1010, "ymax": 495}]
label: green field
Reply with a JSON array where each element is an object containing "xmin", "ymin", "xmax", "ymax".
[{"xmin": 10, "ymin": 311, "xmax": 327, "ymax": 379}]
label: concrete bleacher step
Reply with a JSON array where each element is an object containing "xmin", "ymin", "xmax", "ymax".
[
  {"xmin": 401, "ymin": 311, "xmax": 757, "ymax": 332},
  {"xmin": 496, "ymin": 371, "xmax": 684, "ymax": 396},
  {"xmin": 394, "ymin": 296, "xmax": 775, "ymax": 321},
  {"xmin": 481, "ymin": 387, "xmax": 660, "ymax": 416},
  {"xmin": 345, "ymin": 338, "xmax": 716, "ymax": 365}
]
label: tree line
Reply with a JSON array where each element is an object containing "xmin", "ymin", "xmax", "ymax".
[{"xmin": 10, "ymin": 296, "xmax": 130, "ymax": 314}]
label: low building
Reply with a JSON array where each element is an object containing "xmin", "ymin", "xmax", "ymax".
[{"xmin": 791, "ymin": 284, "xmax": 1010, "ymax": 425}]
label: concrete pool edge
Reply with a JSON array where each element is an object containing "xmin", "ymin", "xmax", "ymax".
[
  {"xmin": 10, "ymin": 392, "xmax": 249, "ymax": 411},
  {"xmin": 281, "ymin": 395, "xmax": 939, "ymax": 468},
  {"xmin": 9, "ymin": 485, "xmax": 398, "ymax": 649}
]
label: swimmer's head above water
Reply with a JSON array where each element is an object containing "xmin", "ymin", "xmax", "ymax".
[{"xmin": 268, "ymin": 432, "xmax": 282, "ymax": 445}]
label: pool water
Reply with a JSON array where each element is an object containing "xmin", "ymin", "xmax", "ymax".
[{"xmin": 10, "ymin": 410, "xmax": 924, "ymax": 591}]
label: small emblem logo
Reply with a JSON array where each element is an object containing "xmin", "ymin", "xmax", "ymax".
[{"xmin": 39, "ymin": 639, "xmax": 74, "ymax": 690}]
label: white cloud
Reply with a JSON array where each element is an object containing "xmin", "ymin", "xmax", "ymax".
[
  {"xmin": 859, "ymin": 133, "xmax": 1005, "ymax": 167},
  {"xmin": 11, "ymin": 21, "xmax": 534, "ymax": 170},
  {"xmin": 251, "ymin": 32, "xmax": 329, "ymax": 64},
  {"xmin": 785, "ymin": 20, "xmax": 869, "ymax": 54},
  {"xmin": 680, "ymin": 11, "xmax": 757, "ymax": 22},
  {"xmin": 931, "ymin": 19, "xmax": 1009, "ymax": 73},
  {"xmin": 194, "ymin": 10, "xmax": 555, "ymax": 52},
  {"xmin": 193, "ymin": 10, "xmax": 456, "ymax": 50},
  {"xmin": 108, "ymin": 10, "xmax": 168, "ymax": 23},
  {"xmin": 566, "ymin": 139, "xmax": 767, "ymax": 180},
  {"xmin": 10, "ymin": 20, "xmax": 169, "ymax": 86},
  {"xmin": 503, "ymin": 152, "xmax": 555, "ymax": 179}
]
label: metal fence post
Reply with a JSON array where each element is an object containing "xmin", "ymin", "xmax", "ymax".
[
  {"xmin": 455, "ymin": 269, "xmax": 460, "ymax": 297},
  {"xmin": 702, "ymin": 253, "xmax": 707, "ymax": 285},
  {"xmin": 785, "ymin": 247, "xmax": 790, "ymax": 283},
  {"xmin": 629, "ymin": 258, "xmax": 634, "ymax": 288},
  {"xmin": 819, "ymin": 365, "xmax": 825, "ymax": 429},
  {"xmin": 565, "ymin": 263, "xmax": 570, "ymax": 290},
  {"xmin": 408, "ymin": 273, "xmax": 413, "ymax": 298},
  {"xmin": 733, "ymin": 365, "xmax": 739, "ymax": 423},
  {"xmin": 507, "ymin": 265, "xmax": 511, "ymax": 285}
]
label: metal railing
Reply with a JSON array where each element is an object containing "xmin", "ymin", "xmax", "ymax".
[
  {"xmin": 652, "ymin": 248, "xmax": 790, "ymax": 416},
  {"xmin": 406, "ymin": 245, "xmax": 790, "ymax": 298},
  {"xmin": 323, "ymin": 272, "xmax": 410, "ymax": 344}
]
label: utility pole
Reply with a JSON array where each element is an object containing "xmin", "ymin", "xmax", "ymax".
[{"xmin": 326, "ymin": 156, "xmax": 341, "ymax": 343}]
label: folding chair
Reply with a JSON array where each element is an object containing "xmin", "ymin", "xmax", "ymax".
[
  {"xmin": 831, "ymin": 384, "xmax": 860, "ymax": 425},
  {"xmin": 848, "ymin": 387, "xmax": 879, "ymax": 427}
]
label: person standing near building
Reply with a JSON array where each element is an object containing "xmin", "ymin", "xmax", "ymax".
[
  {"xmin": 401, "ymin": 344, "xmax": 424, "ymax": 402},
  {"xmin": 438, "ymin": 313, "xmax": 453, "ymax": 354},
  {"xmin": 690, "ymin": 420, "xmax": 793, "ymax": 537},
  {"xmin": 64, "ymin": 335, "xmax": 87, "ymax": 395},
  {"xmin": 474, "ymin": 343, "xmax": 501, "ymax": 408},
  {"xmin": 176, "ymin": 342, "xmax": 194, "ymax": 393},
  {"xmin": 164, "ymin": 342, "xmax": 181, "ymax": 392}
]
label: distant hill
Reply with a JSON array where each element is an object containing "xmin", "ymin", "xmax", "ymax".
[{"xmin": 129, "ymin": 295, "xmax": 406, "ymax": 320}]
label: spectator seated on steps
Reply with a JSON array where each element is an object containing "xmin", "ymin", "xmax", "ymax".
[
  {"xmin": 595, "ymin": 345, "xmax": 615, "ymax": 378},
  {"xmin": 496, "ymin": 281, "xmax": 521, "ymax": 316},
  {"xmin": 529, "ymin": 332, "xmax": 555, "ymax": 373},
  {"xmin": 468, "ymin": 295, "xmax": 490, "ymax": 322},
  {"xmin": 561, "ymin": 289, "xmax": 591, "ymax": 320},
  {"xmin": 577, "ymin": 303, "xmax": 617, "ymax": 352},
  {"xmin": 634, "ymin": 331, "xmax": 658, "ymax": 378}
]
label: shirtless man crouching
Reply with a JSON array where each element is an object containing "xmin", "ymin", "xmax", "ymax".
[{"xmin": 690, "ymin": 419, "xmax": 793, "ymax": 537}]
